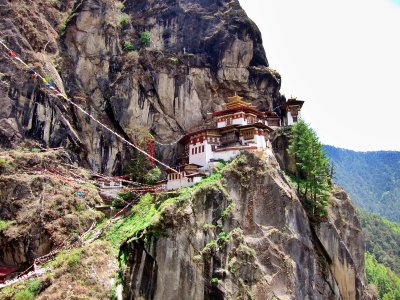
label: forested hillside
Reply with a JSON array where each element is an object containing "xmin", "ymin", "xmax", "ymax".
[
  {"xmin": 324, "ymin": 145, "xmax": 400, "ymax": 223},
  {"xmin": 358, "ymin": 211, "xmax": 400, "ymax": 275},
  {"xmin": 365, "ymin": 253, "xmax": 400, "ymax": 299}
]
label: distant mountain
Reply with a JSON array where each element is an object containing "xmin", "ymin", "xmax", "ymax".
[{"xmin": 324, "ymin": 145, "xmax": 400, "ymax": 223}]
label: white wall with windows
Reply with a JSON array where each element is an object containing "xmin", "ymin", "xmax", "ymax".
[
  {"xmin": 189, "ymin": 141, "xmax": 213, "ymax": 168},
  {"xmin": 166, "ymin": 172, "xmax": 204, "ymax": 190}
]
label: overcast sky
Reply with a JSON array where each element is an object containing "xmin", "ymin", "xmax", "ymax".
[{"xmin": 239, "ymin": 0, "xmax": 400, "ymax": 151}]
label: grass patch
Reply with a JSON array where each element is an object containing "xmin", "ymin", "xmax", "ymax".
[
  {"xmin": 14, "ymin": 289, "xmax": 35, "ymax": 300},
  {"xmin": 0, "ymin": 157, "xmax": 14, "ymax": 173},
  {"xmin": 1, "ymin": 278, "xmax": 42, "ymax": 300},
  {"xmin": 105, "ymin": 193, "xmax": 161, "ymax": 246}
]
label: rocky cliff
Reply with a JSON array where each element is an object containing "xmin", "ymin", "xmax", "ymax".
[
  {"xmin": 0, "ymin": 1, "xmax": 377, "ymax": 299},
  {"xmin": 0, "ymin": 0, "xmax": 284, "ymax": 174},
  {"xmin": 118, "ymin": 152, "xmax": 375, "ymax": 300}
]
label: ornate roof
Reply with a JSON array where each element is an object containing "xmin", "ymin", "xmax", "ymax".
[
  {"xmin": 286, "ymin": 97, "xmax": 305, "ymax": 108},
  {"xmin": 224, "ymin": 94, "xmax": 257, "ymax": 110}
]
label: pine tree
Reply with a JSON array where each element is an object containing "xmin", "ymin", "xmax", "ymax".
[{"xmin": 288, "ymin": 120, "xmax": 332, "ymax": 218}]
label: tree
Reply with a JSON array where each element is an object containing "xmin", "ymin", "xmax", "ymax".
[
  {"xmin": 125, "ymin": 128, "xmax": 157, "ymax": 183},
  {"xmin": 288, "ymin": 120, "xmax": 332, "ymax": 218}
]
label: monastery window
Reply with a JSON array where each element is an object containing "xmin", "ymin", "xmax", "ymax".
[
  {"xmin": 212, "ymin": 145, "xmax": 216, "ymax": 151},
  {"xmin": 226, "ymin": 118, "xmax": 232, "ymax": 125},
  {"xmin": 202, "ymin": 145, "xmax": 205, "ymax": 152},
  {"xmin": 195, "ymin": 148, "xmax": 197, "ymax": 154},
  {"xmin": 243, "ymin": 130, "xmax": 254, "ymax": 139}
]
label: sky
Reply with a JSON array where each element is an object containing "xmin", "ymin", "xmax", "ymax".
[{"xmin": 239, "ymin": 0, "xmax": 400, "ymax": 151}]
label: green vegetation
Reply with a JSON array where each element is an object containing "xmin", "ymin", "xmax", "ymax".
[
  {"xmin": 125, "ymin": 128, "xmax": 159, "ymax": 183},
  {"xmin": 140, "ymin": 31, "xmax": 151, "ymax": 47},
  {"xmin": 49, "ymin": 248, "xmax": 83, "ymax": 269},
  {"xmin": 0, "ymin": 219, "xmax": 12, "ymax": 232},
  {"xmin": 118, "ymin": 14, "xmax": 130, "ymax": 28},
  {"xmin": 324, "ymin": 145, "xmax": 400, "ymax": 223},
  {"xmin": 211, "ymin": 277, "xmax": 220, "ymax": 284},
  {"xmin": 14, "ymin": 290, "xmax": 35, "ymax": 300},
  {"xmin": 107, "ymin": 160, "xmax": 230, "ymax": 247},
  {"xmin": 0, "ymin": 157, "xmax": 13, "ymax": 173},
  {"xmin": 105, "ymin": 193, "xmax": 161, "ymax": 245},
  {"xmin": 115, "ymin": 1, "xmax": 125, "ymax": 10},
  {"xmin": 143, "ymin": 166, "xmax": 161, "ymax": 184},
  {"xmin": 358, "ymin": 210, "xmax": 400, "ymax": 275},
  {"xmin": 43, "ymin": 75, "xmax": 53, "ymax": 84},
  {"xmin": 167, "ymin": 57, "xmax": 179, "ymax": 64},
  {"xmin": 3, "ymin": 278, "xmax": 42, "ymax": 300},
  {"xmin": 123, "ymin": 40, "xmax": 135, "ymax": 52},
  {"xmin": 288, "ymin": 120, "xmax": 332, "ymax": 218},
  {"xmin": 365, "ymin": 252, "xmax": 400, "ymax": 299}
]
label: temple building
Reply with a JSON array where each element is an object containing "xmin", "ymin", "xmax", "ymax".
[
  {"xmin": 165, "ymin": 94, "xmax": 305, "ymax": 190},
  {"xmin": 284, "ymin": 97, "xmax": 304, "ymax": 126}
]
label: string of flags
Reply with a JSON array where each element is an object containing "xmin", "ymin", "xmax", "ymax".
[{"xmin": 0, "ymin": 39, "xmax": 179, "ymax": 174}]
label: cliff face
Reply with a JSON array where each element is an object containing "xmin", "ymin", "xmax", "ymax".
[
  {"xmin": 0, "ymin": 148, "xmax": 103, "ymax": 269},
  {"xmin": 120, "ymin": 152, "xmax": 374, "ymax": 300},
  {"xmin": 0, "ymin": 0, "xmax": 284, "ymax": 173}
]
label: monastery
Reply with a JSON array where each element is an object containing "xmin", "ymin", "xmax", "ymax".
[{"xmin": 165, "ymin": 95, "xmax": 304, "ymax": 190}]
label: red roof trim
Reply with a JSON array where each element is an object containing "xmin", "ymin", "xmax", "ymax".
[{"xmin": 212, "ymin": 107, "xmax": 265, "ymax": 117}]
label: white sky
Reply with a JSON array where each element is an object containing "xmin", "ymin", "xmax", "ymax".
[{"xmin": 239, "ymin": 0, "xmax": 400, "ymax": 151}]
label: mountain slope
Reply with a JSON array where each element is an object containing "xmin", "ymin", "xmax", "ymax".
[
  {"xmin": 358, "ymin": 210, "xmax": 400, "ymax": 275},
  {"xmin": 324, "ymin": 145, "xmax": 400, "ymax": 223}
]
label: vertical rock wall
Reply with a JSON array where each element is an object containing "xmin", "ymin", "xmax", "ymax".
[{"xmin": 121, "ymin": 152, "xmax": 374, "ymax": 299}]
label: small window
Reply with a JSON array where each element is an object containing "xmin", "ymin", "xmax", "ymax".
[
  {"xmin": 202, "ymin": 145, "xmax": 205, "ymax": 152},
  {"xmin": 195, "ymin": 148, "xmax": 197, "ymax": 154},
  {"xmin": 192, "ymin": 148, "xmax": 194, "ymax": 155}
]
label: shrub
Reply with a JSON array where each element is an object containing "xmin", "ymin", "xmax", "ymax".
[
  {"xmin": 123, "ymin": 41, "xmax": 135, "ymax": 52},
  {"xmin": 115, "ymin": 1, "xmax": 125, "ymax": 10},
  {"xmin": 67, "ymin": 252, "xmax": 81, "ymax": 267},
  {"xmin": 116, "ymin": 192, "xmax": 136, "ymax": 203},
  {"xmin": 118, "ymin": 14, "xmax": 130, "ymax": 28},
  {"xmin": 0, "ymin": 158, "xmax": 13, "ymax": 173},
  {"xmin": 0, "ymin": 219, "xmax": 12, "ymax": 232},
  {"xmin": 211, "ymin": 277, "xmax": 220, "ymax": 284},
  {"xmin": 143, "ymin": 167, "xmax": 161, "ymax": 185},
  {"xmin": 58, "ymin": 12, "xmax": 70, "ymax": 35},
  {"xmin": 27, "ymin": 279, "xmax": 41, "ymax": 294},
  {"xmin": 14, "ymin": 290, "xmax": 35, "ymax": 300},
  {"xmin": 140, "ymin": 31, "xmax": 151, "ymax": 47}
]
